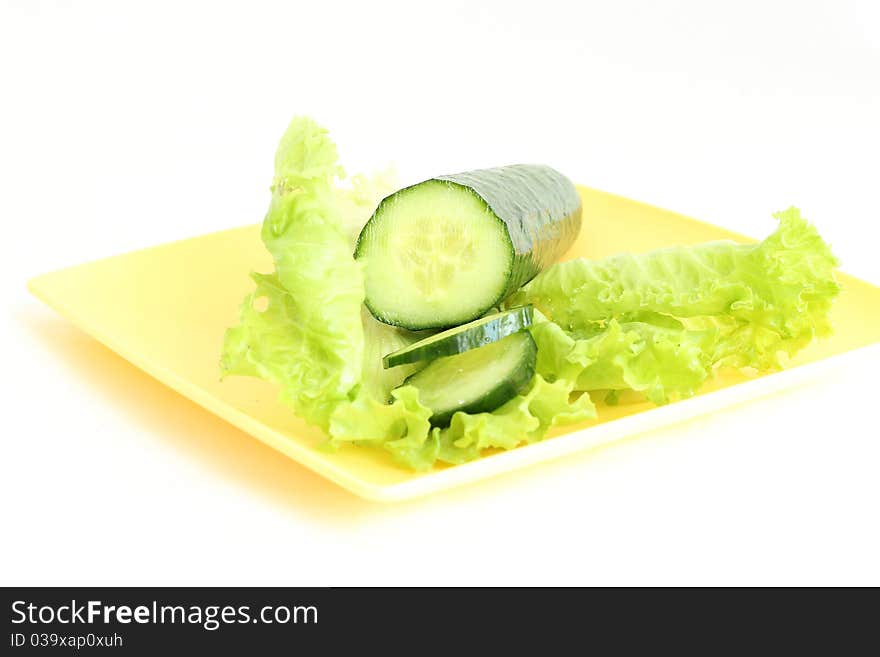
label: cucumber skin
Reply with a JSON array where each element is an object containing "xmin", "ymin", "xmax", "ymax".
[
  {"xmin": 355, "ymin": 164, "xmax": 582, "ymax": 330},
  {"xmin": 382, "ymin": 305, "xmax": 534, "ymax": 369},
  {"xmin": 436, "ymin": 164, "xmax": 582, "ymax": 300},
  {"xmin": 403, "ymin": 332, "xmax": 538, "ymax": 428}
]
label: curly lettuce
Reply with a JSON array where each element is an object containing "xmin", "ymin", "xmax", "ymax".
[
  {"xmin": 433, "ymin": 374, "xmax": 596, "ymax": 465},
  {"xmin": 221, "ymin": 117, "xmax": 594, "ymax": 470},
  {"xmin": 222, "ymin": 118, "xmax": 365, "ymax": 427},
  {"xmin": 223, "ymin": 117, "xmax": 839, "ymax": 470},
  {"xmin": 514, "ymin": 209, "xmax": 840, "ymax": 403}
]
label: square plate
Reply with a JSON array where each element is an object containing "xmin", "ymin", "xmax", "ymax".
[{"xmin": 28, "ymin": 187, "xmax": 880, "ymax": 501}]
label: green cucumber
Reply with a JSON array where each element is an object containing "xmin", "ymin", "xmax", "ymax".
[
  {"xmin": 382, "ymin": 305, "xmax": 534, "ymax": 369},
  {"xmin": 355, "ymin": 164, "xmax": 582, "ymax": 330},
  {"xmin": 399, "ymin": 331, "xmax": 537, "ymax": 427}
]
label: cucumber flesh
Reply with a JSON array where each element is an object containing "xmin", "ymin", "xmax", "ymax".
[
  {"xmin": 356, "ymin": 180, "xmax": 513, "ymax": 329},
  {"xmin": 355, "ymin": 164, "xmax": 581, "ymax": 330},
  {"xmin": 400, "ymin": 331, "xmax": 537, "ymax": 427},
  {"xmin": 383, "ymin": 305, "xmax": 534, "ymax": 369}
]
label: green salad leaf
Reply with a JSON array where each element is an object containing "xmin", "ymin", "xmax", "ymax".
[
  {"xmin": 223, "ymin": 117, "xmax": 839, "ymax": 471},
  {"xmin": 514, "ymin": 208, "xmax": 840, "ymax": 403},
  {"xmin": 222, "ymin": 117, "xmax": 594, "ymax": 470},
  {"xmin": 529, "ymin": 315, "xmax": 715, "ymax": 405},
  {"xmin": 222, "ymin": 118, "xmax": 366, "ymax": 427},
  {"xmin": 433, "ymin": 374, "xmax": 596, "ymax": 465}
]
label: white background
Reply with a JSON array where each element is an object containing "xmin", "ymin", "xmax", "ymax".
[{"xmin": 2, "ymin": 0, "xmax": 879, "ymax": 586}]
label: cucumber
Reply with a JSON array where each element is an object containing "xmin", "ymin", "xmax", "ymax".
[
  {"xmin": 355, "ymin": 164, "xmax": 582, "ymax": 330},
  {"xmin": 399, "ymin": 331, "xmax": 537, "ymax": 427},
  {"xmin": 382, "ymin": 305, "xmax": 534, "ymax": 369}
]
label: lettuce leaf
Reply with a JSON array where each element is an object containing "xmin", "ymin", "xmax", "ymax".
[
  {"xmin": 223, "ymin": 117, "xmax": 839, "ymax": 471},
  {"xmin": 529, "ymin": 316, "xmax": 714, "ymax": 404},
  {"xmin": 511, "ymin": 208, "xmax": 837, "ymax": 340},
  {"xmin": 516, "ymin": 208, "xmax": 840, "ymax": 403},
  {"xmin": 222, "ymin": 117, "xmax": 593, "ymax": 469},
  {"xmin": 221, "ymin": 118, "xmax": 364, "ymax": 427},
  {"xmin": 433, "ymin": 374, "xmax": 596, "ymax": 465},
  {"xmin": 221, "ymin": 272, "xmax": 343, "ymax": 426},
  {"xmin": 327, "ymin": 374, "xmax": 596, "ymax": 471}
]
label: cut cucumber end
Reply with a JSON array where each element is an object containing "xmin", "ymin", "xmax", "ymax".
[{"xmin": 356, "ymin": 180, "xmax": 514, "ymax": 330}]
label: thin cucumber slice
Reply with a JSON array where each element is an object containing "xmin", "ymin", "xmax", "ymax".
[
  {"xmin": 382, "ymin": 305, "xmax": 534, "ymax": 369},
  {"xmin": 355, "ymin": 164, "xmax": 581, "ymax": 330},
  {"xmin": 400, "ymin": 331, "xmax": 537, "ymax": 427}
]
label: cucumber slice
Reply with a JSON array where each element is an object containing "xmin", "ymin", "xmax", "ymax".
[
  {"xmin": 400, "ymin": 331, "xmax": 537, "ymax": 427},
  {"xmin": 382, "ymin": 305, "xmax": 534, "ymax": 369},
  {"xmin": 355, "ymin": 164, "xmax": 581, "ymax": 330}
]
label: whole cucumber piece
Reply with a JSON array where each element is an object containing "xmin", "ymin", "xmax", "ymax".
[{"xmin": 355, "ymin": 164, "xmax": 582, "ymax": 330}]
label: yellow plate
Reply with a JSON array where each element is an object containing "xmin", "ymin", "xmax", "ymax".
[{"xmin": 28, "ymin": 187, "xmax": 880, "ymax": 501}]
